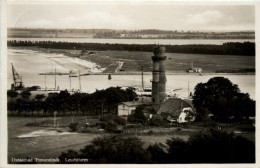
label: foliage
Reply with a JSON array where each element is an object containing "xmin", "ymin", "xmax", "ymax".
[
  {"xmin": 149, "ymin": 129, "xmax": 255, "ymax": 163},
  {"xmin": 69, "ymin": 122, "xmax": 78, "ymax": 132},
  {"xmin": 20, "ymin": 90, "xmax": 31, "ymax": 101},
  {"xmin": 186, "ymin": 129, "xmax": 255, "ymax": 163},
  {"xmin": 59, "ymin": 136, "xmax": 151, "ymax": 163},
  {"xmin": 147, "ymin": 143, "xmax": 168, "ymax": 163},
  {"xmin": 193, "ymin": 77, "xmax": 255, "ymax": 122},
  {"xmin": 58, "ymin": 129, "xmax": 255, "ymax": 163},
  {"xmin": 103, "ymin": 120, "xmax": 117, "ymax": 131},
  {"xmin": 35, "ymin": 94, "xmax": 45, "ymax": 101},
  {"xmin": 148, "ymin": 115, "xmax": 165, "ymax": 126},
  {"xmin": 7, "ymin": 90, "xmax": 18, "ymax": 99},
  {"xmin": 7, "ymin": 87, "xmax": 137, "ymax": 116},
  {"xmin": 59, "ymin": 150, "xmax": 79, "ymax": 164},
  {"xmin": 128, "ymin": 105, "xmax": 147, "ymax": 124},
  {"xmin": 100, "ymin": 114, "xmax": 126, "ymax": 126}
]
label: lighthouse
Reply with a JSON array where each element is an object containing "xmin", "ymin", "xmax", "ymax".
[{"xmin": 151, "ymin": 46, "xmax": 167, "ymax": 111}]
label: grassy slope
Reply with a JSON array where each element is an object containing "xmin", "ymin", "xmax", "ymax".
[{"xmin": 8, "ymin": 116, "xmax": 255, "ymax": 161}]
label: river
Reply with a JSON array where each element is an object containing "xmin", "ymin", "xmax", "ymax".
[
  {"xmin": 7, "ymin": 48, "xmax": 255, "ymax": 100},
  {"xmin": 7, "ymin": 38, "xmax": 254, "ymax": 45}
]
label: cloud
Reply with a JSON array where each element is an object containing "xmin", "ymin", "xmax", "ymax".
[
  {"xmin": 18, "ymin": 11, "xmax": 135, "ymax": 29},
  {"xmin": 10, "ymin": 4, "xmax": 254, "ymax": 31},
  {"xmin": 20, "ymin": 19, "xmax": 55, "ymax": 28},
  {"xmin": 186, "ymin": 10, "xmax": 234, "ymax": 26}
]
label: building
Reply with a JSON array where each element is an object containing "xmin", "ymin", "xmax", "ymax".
[
  {"xmin": 187, "ymin": 67, "xmax": 202, "ymax": 73},
  {"xmin": 118, "ymin": 101, "xmax": 151, "ymax": 117},
  {"xmin": 151, "ymin": 46, "xmax": 167, "ymax": 111},
  {"xmin": 158, "ymin": 98, "xmax": 196, "ymax": 123}
]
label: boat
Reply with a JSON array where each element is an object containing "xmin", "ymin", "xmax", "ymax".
[
  {"xmin": 186, "ymin": 61, "xmax": 202, "ymax": 73},
  {"xmin": 173, "ymin": 88, "xmax": 182, "ymax": 92},
  {"xmin": 108, "ymin": 74, "xmax": 112, "ymax": 80}
]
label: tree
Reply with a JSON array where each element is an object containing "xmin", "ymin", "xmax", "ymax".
[
  {"xmin": 128, "ymin": 105, "xmax": 147, "ymax": 124},
  {"xmin": 7, "ymin": 90, "xmax": 18, "ymax": 101},
  {"xmin": 193, "ymin": 77, "xmax": 255, "ymax": 122},
  {"xmin": 7, "ymin": 90, "xmax": 18, "ymax": 115},
  {"xmin": 35, "ymin": 94, "xmax": 45, "ymax": 101},
  {"xmin": 59, "ymin": 136, "xmax": 152, "ymax": 163},
  {"xmin": 149, "ymin": 115, "xmax": 165, "ymax": 126},
  {"xmin": 147, "ymin": 143, "xmax": 168, "ymax": 163},
  {"xmin": 35, "ymin": 94, "xmax": 45, "ymax": 116},
  {"xmin": 187, "ymin": 129, "xmax": 255, "ymax": 163},
  {"xmin": 21, "ymin": 90, "xmax": 31, "ymax": 101}
]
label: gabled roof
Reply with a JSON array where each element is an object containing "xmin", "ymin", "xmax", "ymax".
[{"xmin": 158, "ymin": 98, "xmax": 194, "ymax": 118}]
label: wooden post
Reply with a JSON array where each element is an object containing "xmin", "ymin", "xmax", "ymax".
[{"xmin": 54, "ymin": 111, "xmax": 58, "ymax": 127}]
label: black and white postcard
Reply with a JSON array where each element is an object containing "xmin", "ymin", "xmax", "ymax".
[{"xmin": 1, "ymin": 1, "xmax": 259, "ymax": 167}]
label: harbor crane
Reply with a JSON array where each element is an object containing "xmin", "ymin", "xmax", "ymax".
[{"xmin": 11, "ymin": 63, "xmax": 24, "ymax": 90}]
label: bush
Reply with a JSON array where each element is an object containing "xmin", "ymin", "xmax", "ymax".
[
  {"xmin": 59, "ymin": 135, "xmax": 152, "ymax": 163},
  {"xmin": 128, "ymin": 105, "xmax": 147, "ymax": 124},
  {"xmin": 147, "ymin": 144, "xmax": 168, "ymax": 163},
  {"xmin": 59, "ymin": 150, "xmax": 79, "ymax": 164},
  {"xmin": 147, "ymin": 129, "xmax": 255, "ymax": 163},
  {"xmin": 104, "ymin": 120, "xmax": 117, "ymax": 131},
  {"xmin": 58, "ymin": 129, "xmax": 255, "ymax": 163},
  {"xmin": 101, "ymin": 114, "xmax": 126, "ymax": 126},
  {"xmin": 69, "ymin": 122, "xmax": 78, "ymax": 132},
  {"xmin": 149, "ymin": 115, "xmax": 165, "ymax": 126}
]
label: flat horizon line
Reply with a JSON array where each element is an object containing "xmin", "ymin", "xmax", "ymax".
[{"xmin": 7, "ymin": 27, "xmax": 255, "ymax": 33}]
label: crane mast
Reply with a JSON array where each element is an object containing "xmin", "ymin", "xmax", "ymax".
[{"xmin": 11, "ymin": 63, "xmax": 24, "ymax": 90}]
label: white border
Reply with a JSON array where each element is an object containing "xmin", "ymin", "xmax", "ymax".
[{"xmin": 1, "ymin": 1, "xmax": 259, "ymax": 168}]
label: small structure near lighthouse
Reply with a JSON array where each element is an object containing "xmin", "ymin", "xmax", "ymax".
[{"xmin": 151, "ymin": 46, "xmax": 167, "ymax": 111}]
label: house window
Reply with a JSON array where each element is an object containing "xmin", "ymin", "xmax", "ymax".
[
  {"xmin": 180, "ymin": 117, "xmax": 182, "ymax": 121},
  {"xmin": 152, "ymin": 98, "xmax": 155, "ymax": 102}
]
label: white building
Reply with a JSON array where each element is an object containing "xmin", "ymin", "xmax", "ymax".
[
  {"xmin": 187, "ymin": 67, "xmax": 202, "ymax": 73},
  {"xmin": 118, "ymin": 101, "xmax": 150, "ymax": 117}
]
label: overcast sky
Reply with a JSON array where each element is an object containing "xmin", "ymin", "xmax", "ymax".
[{"xmin": 6, "ymin": 2, "xmax": 255, "ymax": 31}]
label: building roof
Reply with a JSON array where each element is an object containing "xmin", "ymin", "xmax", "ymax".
[
  {"xmin": 119, "ymin": 101, "xmax": 151, "ymax": 107},
  {"xmin": 158, "ymin": 98, "xmax": 194, "ymax": 118}
]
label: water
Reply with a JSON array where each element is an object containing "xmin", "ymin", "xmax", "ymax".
[
  {"xmin": 8, "ymin": 37, "xmax": 254, "ymax": 45},
  {"xmin": 8, "ymin": 49, "xmax": 255, "ymax": 99}
]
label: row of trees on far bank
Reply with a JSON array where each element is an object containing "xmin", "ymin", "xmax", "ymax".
[
  {"xmin": 7, "ymin": 40, "xmax": 255, "ymax": 56},
  {"xmin": 7, "ymin": 87, "xmax": 137, "ymax": 116}
]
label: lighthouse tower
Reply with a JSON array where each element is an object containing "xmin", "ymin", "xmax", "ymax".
[{"xmin": 151, "ymin": 46, "xmax": 167, "ymax": 111}]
